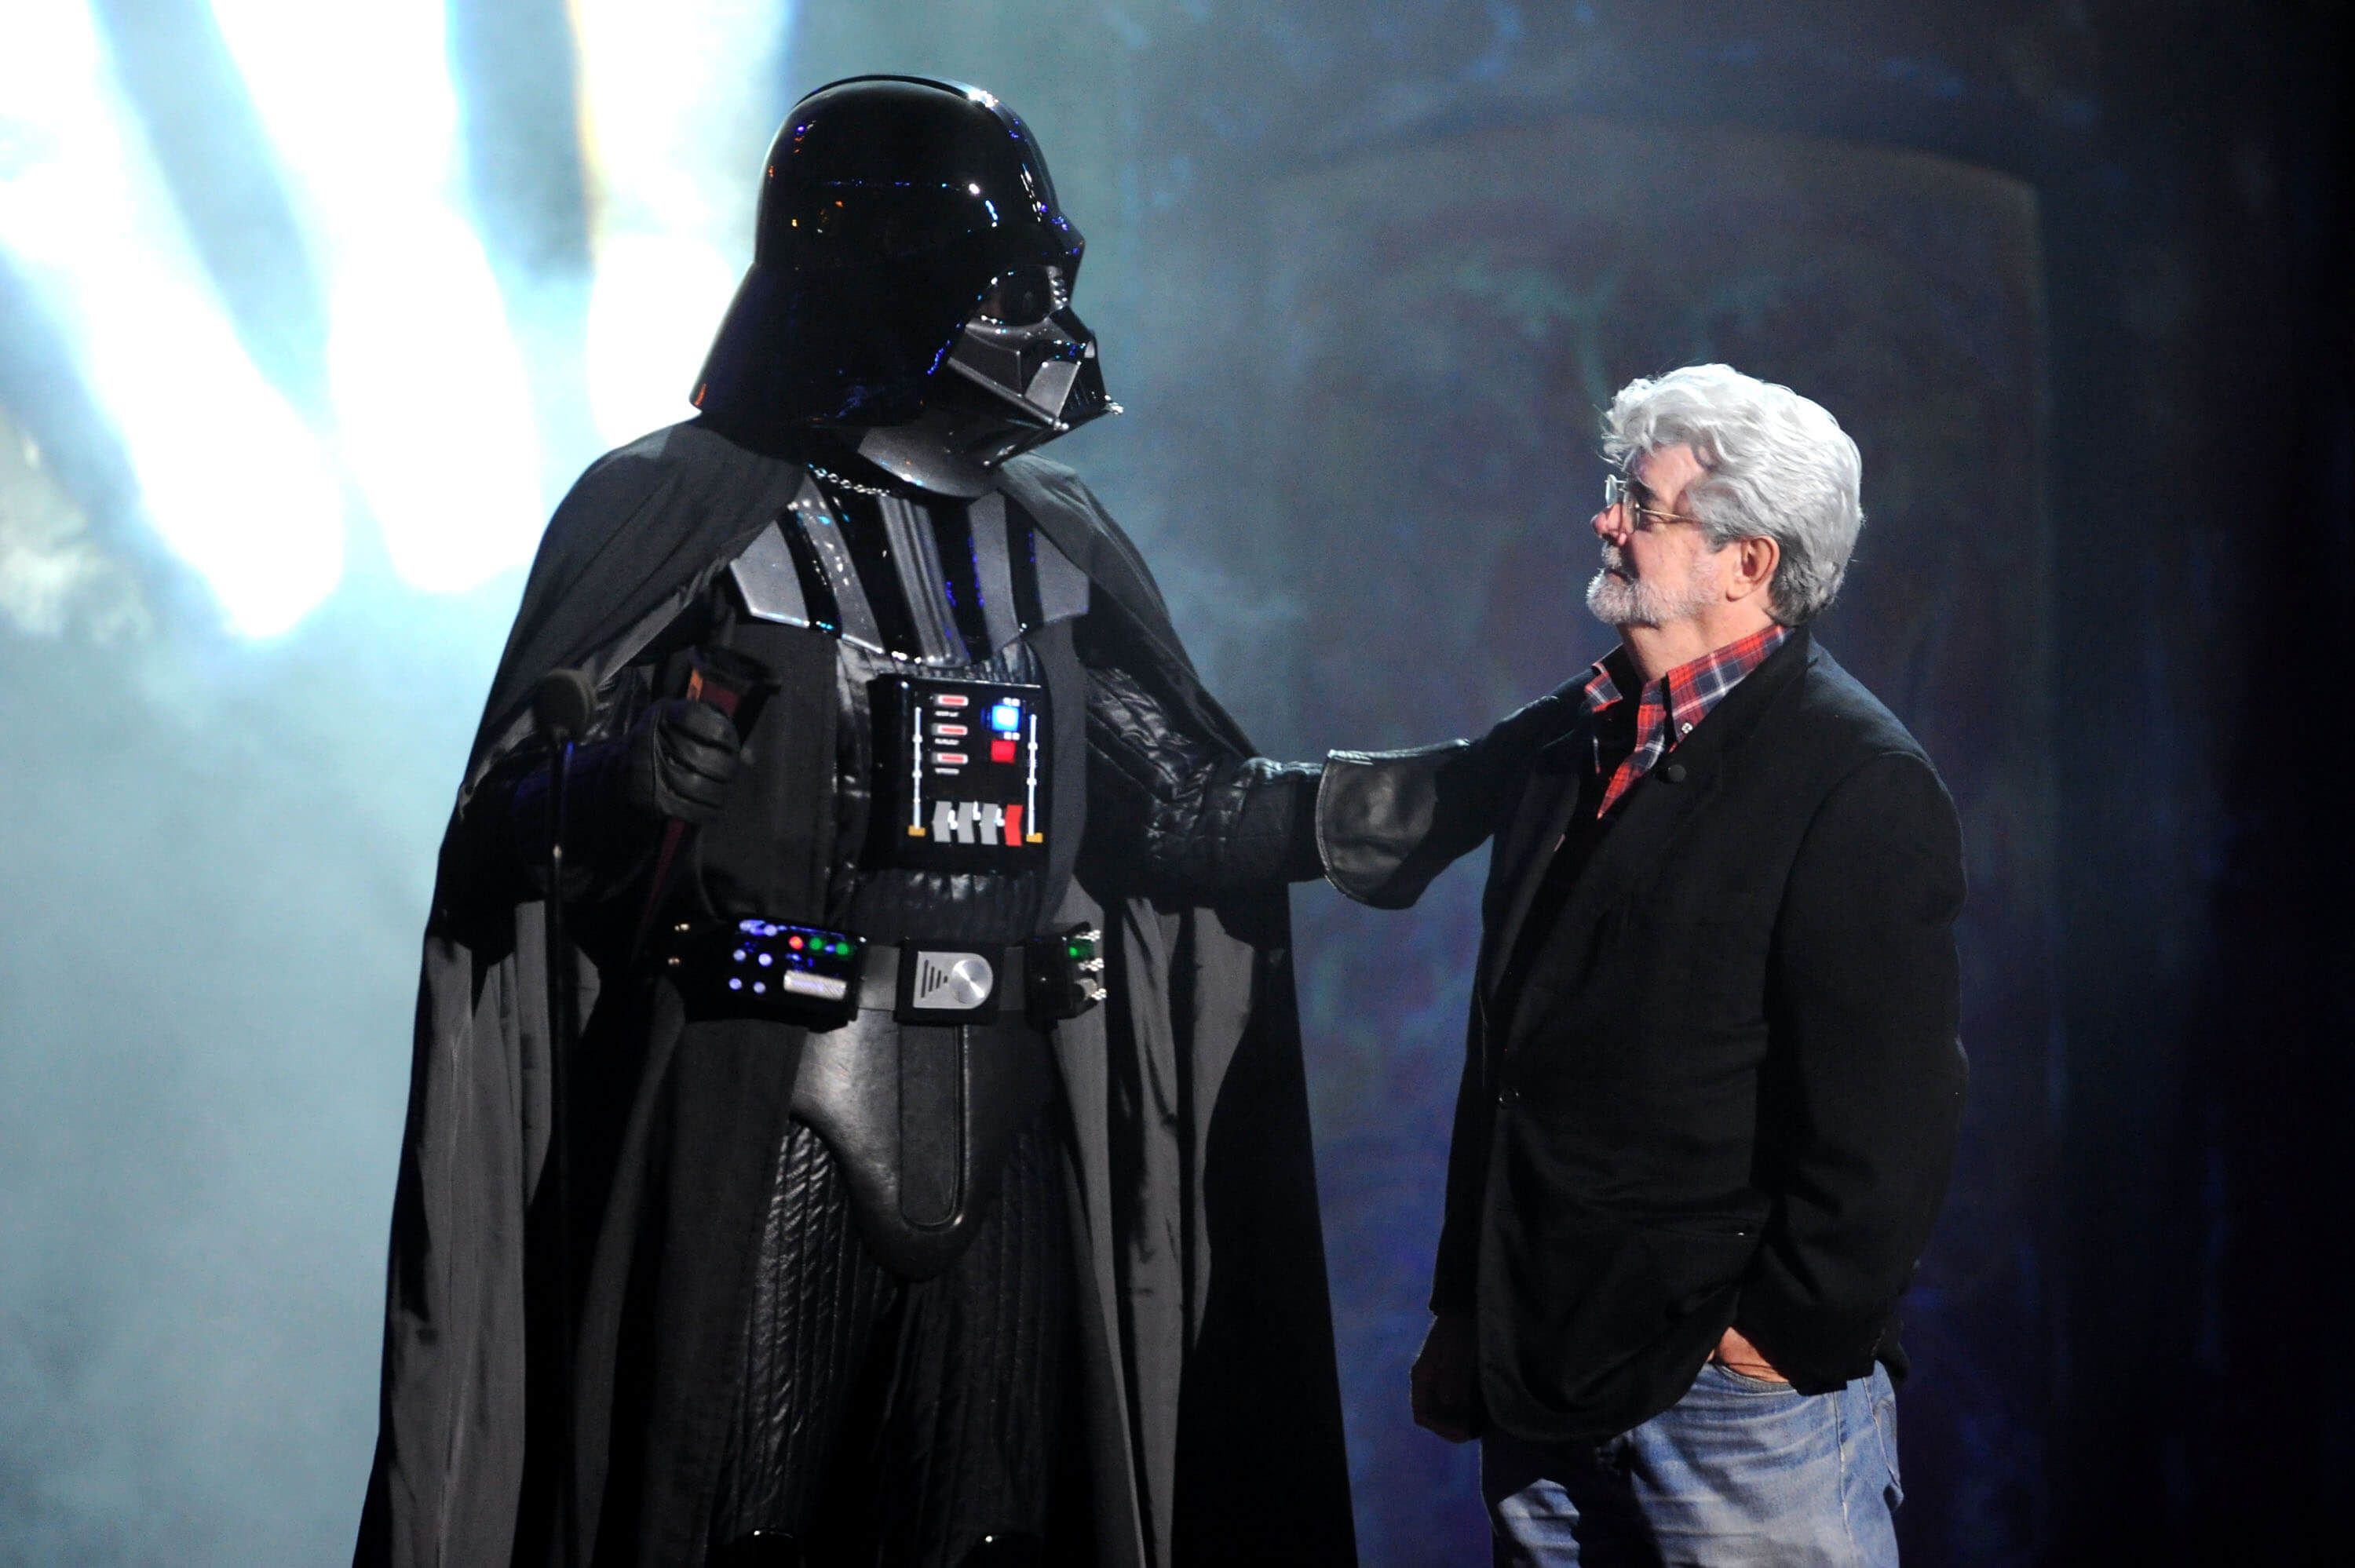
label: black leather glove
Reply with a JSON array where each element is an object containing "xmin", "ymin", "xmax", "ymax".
[
  {"xmin": 492, "ymin": 696, "xmax": 741, "ymax": 901},
  {"xmin": 615, "ymin": 698, "xmax": 741, "ymax": 826}
]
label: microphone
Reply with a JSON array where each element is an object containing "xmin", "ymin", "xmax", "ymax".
[
  {"xmin": 532, "ymin": 667, "xmax": 598, "ymax": 746},
  {"xmin": 528, "ymin": 665, "xmax": 593, "ymax": 1568}
]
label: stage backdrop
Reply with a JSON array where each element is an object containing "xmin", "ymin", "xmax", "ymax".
[{"xmin": 1209, "ymin": 116, "xmax": 2059, "ymax": 1564}]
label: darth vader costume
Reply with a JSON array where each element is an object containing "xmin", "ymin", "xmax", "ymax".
[{"xmin": 356, "ymin": 77, "xmax": 1355, "ymax": 1568}]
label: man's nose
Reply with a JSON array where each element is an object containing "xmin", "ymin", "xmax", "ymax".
[{"xmin": 1593, "ymin": 505, "xmax": 1625, "ymax": 542}]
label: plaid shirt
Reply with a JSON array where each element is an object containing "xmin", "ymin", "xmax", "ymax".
[{"xmin": 1581, "ymin": 624, "xmax": 1792, "ymax": 816}]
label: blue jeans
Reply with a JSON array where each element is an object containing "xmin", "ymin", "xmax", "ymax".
[{"xmin": 1481, "ymin": 1362, "xmax": 1903, "ymax": 1567}]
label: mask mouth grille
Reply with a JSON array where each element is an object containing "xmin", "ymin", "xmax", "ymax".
[
  {"xmin": 944, "ymin": 305, "xmax": 1096, "ymax": 430},
  {"xmin": 973, "ymin": 264, "xmax": 1072, "ymax": 327}
]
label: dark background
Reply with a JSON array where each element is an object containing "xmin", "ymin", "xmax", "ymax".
[{"xmin": 0, "ymin": 2, "xmax": 2347, "ymax": 1563}]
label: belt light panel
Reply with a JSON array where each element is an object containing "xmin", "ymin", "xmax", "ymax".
[{"xmin": 666, "ymin": 917, "xmax": 866, "ymax": 1030}]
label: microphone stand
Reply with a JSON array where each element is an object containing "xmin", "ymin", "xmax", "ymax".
[{"xmin": 531, "ymin": 669, "xmax": 596, "ymax": 1568}]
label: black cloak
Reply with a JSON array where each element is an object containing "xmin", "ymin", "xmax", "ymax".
[{"xmin": 355, "ymin": 422, "xmax": 1356, "ymax": 1567}]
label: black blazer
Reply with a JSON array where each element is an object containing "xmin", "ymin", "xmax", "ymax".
[{"xmin": 1318, "ymin": 630, "xmax": 1966, "ymax": 1442}]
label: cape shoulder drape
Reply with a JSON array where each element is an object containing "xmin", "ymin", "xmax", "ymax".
[{"xmin": 356, "ymin": 422, "xmax": 1356, "ymax": 1567}]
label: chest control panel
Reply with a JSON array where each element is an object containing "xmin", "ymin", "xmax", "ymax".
[{"xmin": 869, "ymin": 674, "xmax": 1051, "ymax": 874}]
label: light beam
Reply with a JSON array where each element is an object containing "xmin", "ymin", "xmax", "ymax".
[
  {"xmin": 0, "ymin": 1, "xmax": 341, "ymax": 638},
  {"xmin": 208, "ymin": 0, "xmax": 544, "ymax": 595}
]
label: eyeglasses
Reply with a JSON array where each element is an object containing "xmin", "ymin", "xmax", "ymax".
[{"xmin": 1603, "ymin": 472, "xmax": 1706, "ymax": 530}]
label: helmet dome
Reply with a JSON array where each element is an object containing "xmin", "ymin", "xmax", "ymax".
[{"xmin": 692, "ymin": 76, "xmax": 1101, "ymax": 431}]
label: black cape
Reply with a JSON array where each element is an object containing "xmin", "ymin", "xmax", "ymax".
[{"xmin": 355, "ymin": 422, "xmax": 1356, "ymax": 1567}]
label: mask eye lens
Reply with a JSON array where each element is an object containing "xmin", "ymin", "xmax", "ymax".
[{"xmin": 978, "ymin": 267, "xmax": 1056, "ymax": 326}]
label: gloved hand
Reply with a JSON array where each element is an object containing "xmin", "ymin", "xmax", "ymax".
[{"xmin": 616, "ymin": 698, "xmax": 741, "ymax": 825}]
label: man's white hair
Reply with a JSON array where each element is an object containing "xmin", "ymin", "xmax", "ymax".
[{"xmin": 1601, "ymin": 364, "xmax": 1863, "ymax": 625}]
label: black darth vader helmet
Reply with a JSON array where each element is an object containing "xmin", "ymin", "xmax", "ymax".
[{"xmin": 691, "ymin": 75, "xmax": 1114, "ymax": 447}]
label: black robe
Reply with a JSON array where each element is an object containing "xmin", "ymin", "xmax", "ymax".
[{"xmin": 354, "ymin": 422, "xmax": 1356, "ymax": 1566}]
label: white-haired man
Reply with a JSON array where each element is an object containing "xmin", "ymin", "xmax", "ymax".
[{"xmin": 1313, "ymin": 364, "xmax": 1967, "ymax": 1563}]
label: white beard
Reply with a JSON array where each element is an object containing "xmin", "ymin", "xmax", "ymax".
[{"xmin": 1584, "ymin": 544, "xmax": 1722, "ymax": 629}]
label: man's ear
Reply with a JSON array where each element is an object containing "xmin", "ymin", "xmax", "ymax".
[{"xmin": 1731, "ymin": 535, "xmax": 1780, "ymax": 603}]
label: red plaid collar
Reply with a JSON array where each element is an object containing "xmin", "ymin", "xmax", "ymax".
[{"xmin": 1578, "ymin": 624, "xmax": 1791, "ymax": 815}]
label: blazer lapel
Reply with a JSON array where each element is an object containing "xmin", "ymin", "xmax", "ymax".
[{"xmin": 1487, "ymin": 629, "xmax": 1814, "ymax": 1039}]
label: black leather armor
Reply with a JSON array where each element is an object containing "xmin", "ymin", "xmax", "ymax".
[
  {"xmin": 473, "ymin": 463, "xmax": 1317, "ymax": 1560},
  {"xmin": 484, "ymin": 467, "xmax": 1319, "ymax": 1276}
]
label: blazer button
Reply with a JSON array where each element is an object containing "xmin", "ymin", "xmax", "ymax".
[
  {"xmin": 1497, "ymin": 1085, "xmax": 1521, "ymax": 1107},
  {"xmin": 1663, "ymin": 762, "xmax": 1688, "ymax": 783}
]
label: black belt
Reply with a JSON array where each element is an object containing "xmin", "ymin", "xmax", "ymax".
[
  {"xmin": 666, "ymin": 918, "xmax": 1102, "ymax": 1031},
  {"xmin": 864, "ymin": 940, "xmax": 1026, "ymax": 1022}
]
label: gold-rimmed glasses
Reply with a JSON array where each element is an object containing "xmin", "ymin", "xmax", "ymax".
[{"xmin": 1603, "ymin": 472, "xmax": 1706, "ymax": 530}]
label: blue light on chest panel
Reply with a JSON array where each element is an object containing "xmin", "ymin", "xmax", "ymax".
[{"xmin": 990, "ymin": 701, "xmax": 1024, "ymax": 732}]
